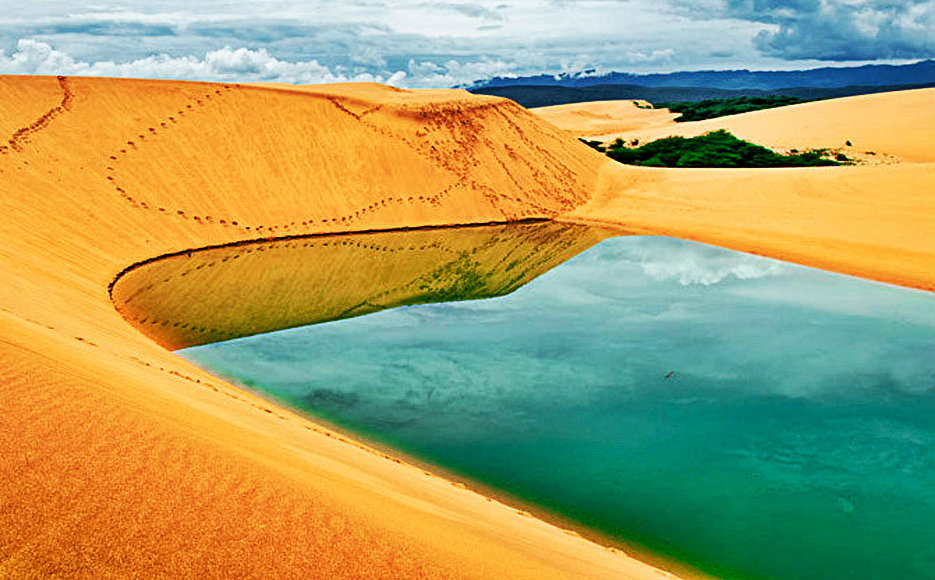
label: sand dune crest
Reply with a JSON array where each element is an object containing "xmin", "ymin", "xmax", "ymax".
[{"xmin": 0, "ymin": 75, "xmax": 678, "ymax": 580}]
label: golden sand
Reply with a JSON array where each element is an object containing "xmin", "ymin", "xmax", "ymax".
[
  {"xmin": 569, "ymin": 89, "xmax": 935, "ymax": 163},
  {"xmin": 533, "ymin": 99, "xmax": 678, "ymax": 137},
  {"xmin": 534, "ymin": 89, "xmax": 935, "ymax": 290},
  {"xmin": 1, "ymin": 74, "xmax": 932, "ymax": 579},
  {"xmin": 0, "ymin": 75, "xmax": 679, "ymax": 580}
]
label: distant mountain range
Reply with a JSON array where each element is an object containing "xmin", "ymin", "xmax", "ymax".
[
  {"xmin": 465, "ymin": 60, "xmax": 935, "ymax": 107},
  {"xmin": 468, "ymin": 82, "xmax": 935, "ymax": 109},
  {"xmin": 466, "ymin": 60, "xmax": 935, "ymax": 91}
]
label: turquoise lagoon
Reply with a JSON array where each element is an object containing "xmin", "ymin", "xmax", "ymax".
[{"xmin": 171, "ymin": 231, "xmax": 934, "ymax": 580}]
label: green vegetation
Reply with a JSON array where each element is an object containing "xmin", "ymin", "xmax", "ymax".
[
  {"xmin": 578, "ymin": 138, "xmax": 605, "ymax": 152},
  {"xmin": 583, "ymin": 130, "xmax": 845, "ymax": 168},
  {"xmin": 654, "ymin": 95, "xmax": 807, "ymax": 122}
]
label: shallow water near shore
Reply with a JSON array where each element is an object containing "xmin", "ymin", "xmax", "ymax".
[{"xmin": 168, "ymin": 230, "xmax": 934, "ymax": 580}]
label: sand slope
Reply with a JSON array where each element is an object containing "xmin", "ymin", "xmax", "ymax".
[
  {"xmin": 0, "ymin": 76, "xmax": 677, "ymax": 580},
  {"xmin": 534, "ymin": 89, "xmax": 935, "ymax": 290},
  {"xmin": 533, "ymin": 99, "xmax": 677, "ymax": 137},
  {"xmin": 3, "ymin": 74, "xmax": 933, "ymax": 580}
]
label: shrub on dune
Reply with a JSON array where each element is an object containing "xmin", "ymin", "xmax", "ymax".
[{"xmin": 601, "ymin": 129, "xmax": 843, "ymax": 168}]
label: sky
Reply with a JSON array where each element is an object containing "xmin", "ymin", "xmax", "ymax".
[{"xmin": 1, "ymin": 1, "xmax": 932, "ymax": 88}]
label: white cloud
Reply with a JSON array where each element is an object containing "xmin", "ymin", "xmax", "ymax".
[
  {"xmin": 0, "ymin": 0, "xmax": 930, "ymax": 88},
  {"xmin": 586, "ymin": 236, "xmax": 790, "ymax": 286},
  {"xmin": 625, "ymin": 48, "xmax": 676, "ymax": 64},
  {"xmin": 385, "ymin": 70, "xmax": 407, "ymax": 85},
  {"xmin": 406, "ymin": 57, "xmax": 521, "ymax": 86},
  {"xmin": 0, "ymin": 39, "xmax": 82, "ymax": 74},
  {"xmin": 0, "ymin": 37, "xmax": 533, "ymax": 87},
  {"xmin": 349, "ymin": 45, "xmax": 386, "ymax": 68},
  {"xmin": 638, "ymin": 252, "xmax": 783, "ymax": 285},
  {"xmin": 0, "ymin": 39, "xmax": 394, "ymax": 84},
  {"xmin": 599, "ymin": 237, "xmax": 786, "ymax": 286}
]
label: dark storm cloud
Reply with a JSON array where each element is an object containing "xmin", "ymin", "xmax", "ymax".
[{"xmin": 723, "ymin": 0, "xmax": 935, "ymax": 60}]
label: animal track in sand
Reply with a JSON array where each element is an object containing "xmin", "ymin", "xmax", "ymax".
[
  {"xmin": 100, "ymin": 85, "xmax": 586, "ymax": 237},
  {"xmin": 0, "ymin": 76, "xmax": 74, "ymax": 155}
]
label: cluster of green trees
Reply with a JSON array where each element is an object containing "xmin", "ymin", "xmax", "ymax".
[
  {"xmin": 581, "ymin": 130, "xmax": 846, "ymax": 168},
  {"xmin": 653, "ymin": 95, "xmax": 807, "ymax": 122}
]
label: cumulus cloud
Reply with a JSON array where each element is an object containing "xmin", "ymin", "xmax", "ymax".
[
  {"xmin": 638, "ymin": 250, "xmax": 783, "ymax": 285},
  {"xmin": 0, "ymin": 36, "xmax": 531, "ymax": 87},
  {"xmin": 406, "ymin": 57, "xmax": 521, "ymax": 86},
  {"xmin": 597, "ymin": 237, "xmax": 785, "ymax": 286},
  {"xmin": 385, "ymin": 70, "xmax": 407, "ymax": 85},
  {"xmin": 0, "ymin": 39, "xmax": 394, "ymax": 84},
  {"xmin": 349, "ymin": 45, "xmax": 387, "ymax": 68},
  {"xmin": 0, "ymin": 0, "xmax": 931, "ymax": 88},
  {"xmin": 625, "ymin": 48, "xmax": 676, "ymax": 64}
]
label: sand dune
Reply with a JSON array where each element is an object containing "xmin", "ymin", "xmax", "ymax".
[
  {"xmin": 0, "ymin": 76, "xmax": 672, "ymax": 580},
  {"xmin": 2, "ymin": 74, "xmax": 932, "ymax": 579},
  {"xmin": 533, "ymin": 99, "xmax": 678, "ymax": 137},
  {"xmin": 534, "ymin": 89, "xmax": 935, "ymax": 290},
  {"xmin": 561, "ymin": 89, "xmax": 935, "ymax": 163}
]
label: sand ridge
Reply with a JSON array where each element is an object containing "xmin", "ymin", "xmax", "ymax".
[
  {"xmin": 0, "ymin": 74, "xmax": 688, "ymax": 580},
  {"xmin": 533, "ymin": 99, "xmax": 678, "ymax": 138}
]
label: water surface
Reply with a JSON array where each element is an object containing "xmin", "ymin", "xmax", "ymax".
[{"xmin": 121, "ymin": 226, "xmax": 935, "ymax": 580}]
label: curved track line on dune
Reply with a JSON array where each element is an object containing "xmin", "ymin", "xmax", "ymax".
[
  {"xmin": 0, "ymin": 76, "xmax": 73, "ymax": 155},
  {"xmin": 102, "ymin": 88, "xmax": 516, "ymax": 236}
]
